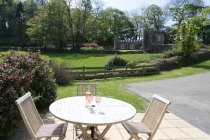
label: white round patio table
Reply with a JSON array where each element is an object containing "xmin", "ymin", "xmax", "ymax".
[{"xmin": 49, "ymin": 96, "xmax": 136, "ymax": 140}]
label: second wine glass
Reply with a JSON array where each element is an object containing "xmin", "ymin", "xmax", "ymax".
[{"xmin": 95, "ymin": 96, "xmax": 101, "ymax": 105}]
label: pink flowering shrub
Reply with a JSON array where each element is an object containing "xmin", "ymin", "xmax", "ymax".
[
  {"xmin": 0, "ymin": 51, "xmax": 57, "ymax": 138},
  {"xmin": 82, "ymin": 43, "xmax": 98, "ymax": 49}
]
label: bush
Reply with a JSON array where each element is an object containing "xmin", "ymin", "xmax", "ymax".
[
  {"xmin": 162, "ymin": 47, "xmax": 184, "ymax": 58},
  {"xmin": 154, "ymin": 49, "xmax": 210, "ymax": 71},
  {"xmin": 82, "ymin": 43, "xmax": 99, "ymax": 49},
  {"xmin": 0, "ymin": 50, "xmax": 57, "ymax": 138},
  {"xmin": 126, "ymin": 60, "xmax": 138, "ymax": 66},
  {"xmin": 50, "ymin": 60, "xmax": 73, "ymax": 86},
  {"xmin": 175, "ymin": 22, "xmax": 199, "ymax": 56},
  {"xmin": 105, "ymin": 54, "xmax": 128, "ymax": 67}
]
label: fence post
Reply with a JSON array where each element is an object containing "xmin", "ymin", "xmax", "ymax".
[
  {"xmin": 157, "ymin": 65, "xmax": 160, "ymax": 73},
  {"xmin": 83, "ymin": 66, "xmax": 85, "ymax": 81},
  {"xmin": 104, "ymin": 67, "xmax": 106, "ymax": 79},
  {"xmin": 143, "ymin": 65, "xmax": 145, "ymax": 75}
]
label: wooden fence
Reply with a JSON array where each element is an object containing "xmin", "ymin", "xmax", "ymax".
[{"xmin": 68, "ymin": 65, "xmax": 159, "ymax": 80}]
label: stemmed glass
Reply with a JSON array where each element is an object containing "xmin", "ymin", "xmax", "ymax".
[
  {"xmin": 95, "ymin": 94, "xmax": 102, "ymax": 114},
  {"xmin": 95, "ymin": 96, "xmax": 101, "ymax": 105}
]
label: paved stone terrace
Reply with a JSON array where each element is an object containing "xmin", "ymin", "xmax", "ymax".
[{"xmin": 7, "ymin": 112, "xmax": 210, "ymax": 140}]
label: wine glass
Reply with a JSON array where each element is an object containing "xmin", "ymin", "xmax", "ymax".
[
  {"xmin": 95, "ymin": 96, "xmax": 101, "ymax": 105},
  {"xmin": 95, "ymin": 95, "xmax": 102, "ymax": 114}
]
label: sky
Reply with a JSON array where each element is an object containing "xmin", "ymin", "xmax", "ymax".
[{"xmin": 102, "ymin": 0, "xmax": 210, "ymax": 12}]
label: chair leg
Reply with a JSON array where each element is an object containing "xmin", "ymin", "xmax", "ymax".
[
  {"xmin": 130, "ymin": 133, "xmax": 140, "ymax": 140},
  {"xmin": 129, "ymin": 136, "xmax": 133, "ymax": 140}
]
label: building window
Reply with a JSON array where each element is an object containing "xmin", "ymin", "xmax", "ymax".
[
  {"xmin": 130, "ymin": 44, "xmax": 134, "ymax": 49},
  {"xmin": 158, "ymin": 35, "xmax": 161, "ymax": 42},
  {"xmin": 121, "ymin": 44, "xmax": 125, "ymax": 49}
]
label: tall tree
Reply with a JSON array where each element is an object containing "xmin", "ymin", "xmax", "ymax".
[
  {"xmin": 175, "ymin": 22, "xmax": 199, "ymax": 56},
  {"xmin": 66, "ymin": 0, "xmax": 104, "ymax": 52},
  {"xmin": 23, "ymin": 0, "xmax": 37, "ymax": 22},
  {"xmin": 0, "ymin": 0, "xmax": 12, "ymax": 32},
  {"xmin": 165, "ymin": 0, "xmax": 204, "ymax": 28},
  {"xmin": 98, "ymin": 8, "xmax": 136, "ymax": 45},
  {"xmin": 130, "ymin": 4, "xmax": 166, "ymax": 41},
  {"xmin": 71, "ymin": 0, "xmax": 93, "ymax": 52},
  {"xmin": 27, "ymin": 0, "xmax": 69, "ymax": 49},
  {"xmin": 26, "ymin": 5, "xmax": 48, "ymax": 47},
  {"xmin": 0, "ymin": 0, "xmax": 17, "ymax": 39},
  {"xmin": 130, "ymin": 14, "xmax": 143, "ymax": 39},
  {"xmin": 144, "ymin": 4, "xmax": 166, "ymax": 30},
  {"xmin": 15, "ymin": 2, "xmax": 24, "ymax": 42},
  {"xmin": 188, "ymin": 6, "xmax": 210, "ymax": 44}
]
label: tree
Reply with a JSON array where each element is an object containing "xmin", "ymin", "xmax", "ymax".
[
  {"xmin": 164, "ymin": 26, "xmax": 176, "ymax": 44},
  {"xmin": 188, "ymin": 6, "xmax": 210, "ymax": 44},
  {"xmin": 66, "ymin": 0, "xmax": 107, "ymax": 52},
  {"xmin": 0, "ymin": 0, "xmax": 13, "ymax": 32},
  {"xmin": 22, "ymin": 0, "xmax": 37, "ymax": 23},
  {"xmin": 130, "ymin": 5, "xmax": 149, "ymax": 39},
  {"xmin": 98, "ymin": 8, "xmax": 135, "ymax": 45},
  {"xmin": 26, "ymin": 5, "xmax": 48, "ymax": 47},
  {"xmin": 175, "ymin": 22, "xmax": 199, "ymax": 56},
  {"xmin": 0, "ymin": 0, "xmax": 38, "ymax": 47},
  {"xmin": 144, "ymin": 4, "xmax": 166, "ymax": 30},
  {"xmin": 46, "ymin": 0, "xmax": 69, "ymax": 49},
  {"xmin": 15, "ymin": 2, "xmax": 24, "ymax": 42},
  {"xmin": 165, "ymin": 0, "xmax": 204, "ymax": 28},
  {"xmin": 130, "ymin": 14, "xmax": 143, "ymax": 39},
  {"xmin": 130, "ymin": 4, "xmax": 166, "ymax": 40},
  {"xmin": 27, "ymin": 0, "xmax": 69, "ymax": 49},
  {"xmin": 0, "ymin": 0, "xmax": 18, "ymax": 39},
  {"xmin": 69, "ymin": 0, "xmax": 94, "ymax": 52}
]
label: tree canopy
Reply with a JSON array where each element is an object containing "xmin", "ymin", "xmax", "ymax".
[{"xmin": 0, "ymin": 0, "xmax": 210, "ymax": 52}]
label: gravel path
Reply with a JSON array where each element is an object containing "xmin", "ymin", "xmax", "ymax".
[{"xmin": 124, "ymin": 72, "xmax": 210, "ymax": 134}]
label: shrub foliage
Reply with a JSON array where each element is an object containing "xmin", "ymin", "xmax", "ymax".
[
  {"xmin": 0, "ymin": 51, "xmax": 57, "ymax": 138},
  {"xmin": 105, "ymin": 55, "xmax": 128, "ymax": 67},
  {"xmin": 175, "ymin": 22, "xmax": 199, "ymax": 56},
  {"xmin": 50, "ymin": 60, "xmax": 73, "ymax": 86}
]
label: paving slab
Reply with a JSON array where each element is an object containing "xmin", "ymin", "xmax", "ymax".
[
  {"xmin": 124, "ymin": 72, "xmax": 210, "ymax": 135},
  {"xmin": 6, "ymin": 113, "xmax": 210, "ymax": 140}
]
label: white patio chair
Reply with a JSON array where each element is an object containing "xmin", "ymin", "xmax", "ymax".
[
  {"xmin": 76, "ymin": 83, "xmax": 97, "ymax": 96},
  {"xmin": 122, "ymin": 94, "xmax": 171, "ymax": 140},
  {"xmin": 74, "ymin": 83, "xmax": 99, "ymax": 139},
  {"xmin": 15, "ymin": 92, "xmax": 68, "ymax": 140}
]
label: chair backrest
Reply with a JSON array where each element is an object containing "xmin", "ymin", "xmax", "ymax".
[
  {"xmin": 141, "ymin": 94, "xmax": 171, "ymax": 140},
  {"xmin": 15, "ymin": 92, "xmax": 43, "ymax": 140},
  {"xmin": 75, "ymin": 83, "xmax": 97, "ymax": 96}
]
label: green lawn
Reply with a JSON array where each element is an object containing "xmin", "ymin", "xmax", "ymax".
[
  {"xmin": 1, "ymin": 50, "xmax": 210, "ymax": 113},
  {"xmin": 41, "ymin": 53, "xmax": 162, "ymax": 67},
  {"xmin": 56, "ymin": 58, "xmax": 210, "ymax": 113}
]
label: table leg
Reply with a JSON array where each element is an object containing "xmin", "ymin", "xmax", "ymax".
[
  {"xmin": 75, "ymin": 124, "xmax": 92, "ymax": 140},
  {"xmin": 98, "ymin": 125, "xmax": 112, "ymax": 140},
  {"xmin": 76, "ymin": 124, "xmax": 112, "ymax": 140},
  {"xmin": 90, "ymin": 126, "xmax": 94, "ymax": 139}
]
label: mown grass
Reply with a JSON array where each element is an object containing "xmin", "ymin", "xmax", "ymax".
[
  {"xmin": 41, "ymin": 53, "xmax": 162, "ymax": 67},
  {"xmin": 1, "ymin": 50, "xmax": 210, "ymax": 113},
  {"xmin": 56, "ymin": 59, "xmax": 210, "ymax": 113}
]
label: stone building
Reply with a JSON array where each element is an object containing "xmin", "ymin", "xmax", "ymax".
[
  {"xmin": 142, "ymin": 29, "xmax": 172, "ymax": 53},
  {"xmin": 114, "ymin": 29, "xmax": 172, "ymax": 53},
  {"xmin": 114, "ymin": 39, "xmax": 142, "ymax": 50}
]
